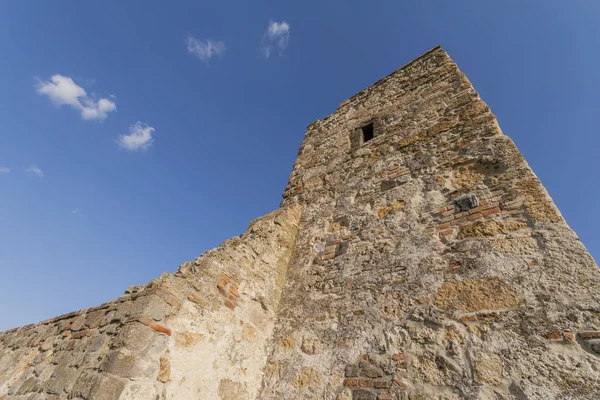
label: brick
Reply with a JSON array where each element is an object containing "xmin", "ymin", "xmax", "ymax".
[
  {"xmin": 439, "ymin": 229, "xmax": 454, "ymax": 236},
  {"xmin": 546, "ymin": 332, "xmax": 561, "ymax": 340},
  {"xmin": 468, "ymin": 213, "xmax": 483, "ymax": 221},
  {"xmin": 482, "ymin": 207, "xmax": 501, "ymax": 217},
  {"xmin": 229, "ymin": 286, "xmax": 239, "ymax": 297},
  {"xmin": 149, "ymin": 323, "xmax": 172, "ymax": 336},
  {"xmin": 441, "ymin": 210, "xmax": 454, "ymax": 217},
  {"xmin": 425, "ymin": 227, "xmax": 435, "ymax": 233},
  {"xmin": 460, "ymin": 315, "xmax": 477, "ymax": 323},
  {"xmin": 225, "ymin": 300, "xmax": 236, "ymax": 311},
  {"xmin": 436, "ymin": 222, "xmax": 451, "ymax": 230},
  {"xmin": 441, "ymin": 214, "xmax": 455, "ymax": 223},
  {"xmin": 391, "ymin": 353, "xmax": 405, "ymax": 361},
  {"xmin": 217, "ymin": 285, "xmax": 228, "ymax": 297},
  {"xmin": 450, "ymin": 216, "xmax": 468, "ymax": 226},
  {"xmin": 469, "ymin": 204, "xmax": 493, "ymax": 214},
  {"xmin": 344, "ymin": 378, "xmax": 358, "ymax": 387},
  {"xmin": 564, "ymin": 331, "xmax": 575, "ymax": 342}
]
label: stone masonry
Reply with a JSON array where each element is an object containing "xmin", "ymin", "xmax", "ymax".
[{"xmin": 1, "ymin": 46, "xmax": 599, "ymax": 399}]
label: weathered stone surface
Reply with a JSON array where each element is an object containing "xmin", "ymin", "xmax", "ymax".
[
  {"xmin": 453, "ymin": 193, "xmax": 479, "ymax": 211},
  {"xmin": 1, "ymin": 46, "xmax": 600, "ymax": 400},
  {"xmin": 434, "ymin": 277, "xmax": 523, "ymax": 312}
]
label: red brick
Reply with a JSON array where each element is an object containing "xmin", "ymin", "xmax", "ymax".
[
  {"xmin": 225, "ymin": 300, "xmax": 236, "ymax": 311},
  {"xmin": 450, "ymin": 216, "xmax": 468, "ymax": 226},
  {"xmin": 344, "ymin": 378, "xmax": 358, "ymax": 387},
  {"xmin": 564, "ymin": 331, "xmax": 575, "ymax": 342},
  {"xmin": 546, "ymin": 332, "xmax": 561, "ymax": 340},
  {"xmin": 219, "ymin": 273, "xmax": 232, "ymax": 283},
  {"xmin": 439, "ymin": 229, "xmax": 454, "ymax": 236},
  {"xmin": 469, "ymin": 204, "xmax": 493, "ymax": 214},
  {"xmin": 436, "ymin": 222, "xmax": 451, "ymax": 230},
  {"xmin": 425, "ymin": 227, "xmax": 435, "ymax": 233},
  {"xmin": 217, "ymin": 285, "xmax": 228, "ymax": 297},
  {"xmin": 391, "ymin": 353, "xmax": 405, "ymax": 361},
  {"xmin": 149, "ymin": 323, "xmax": 172, "ymax": 336},
  {"xmin": 460, "ymin": 315, "xmax": 477, "ymax": 323},
  {"xmin": 468, "ymin": 213, "xmax": 483, "ymax": 221},
  {"xmin": 229, "ymin": 286, "xmax": 239, "ymax": 297},
  {"xmin": 441, "ymin": 210, "xmax": 454, "ymax": 217},
  {"xmin": 482, "ymin": 207, "xmax": 500, "ymax": 217}
]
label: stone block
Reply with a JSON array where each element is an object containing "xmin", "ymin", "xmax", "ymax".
[
  {"xmin": 453, "ymin": 193, "xmax": 479, "ymax": 211},
  {"xmin": 434, "ymin": 277, "xmax": 523, "ymax": 312}
]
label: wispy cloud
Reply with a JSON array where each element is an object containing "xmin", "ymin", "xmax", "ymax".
[
  {"xmin": 26, "ymin": 164, "xmax": 44, "ymax": 177},
  {"xmin": 261, "ymin": 21, "xmax": 290, "ymax": 58},
  {"xmin": 72, "ymin": 208, "xmax": 84, "ymax": 218},
  {"xmin": 36, "ymin": 75, "xmax": 116, "ymax": 121},
  {"xmin": 0, "ymin": 167, "xmax": 9, "ymax": 174},
  {"xmin": 186, "ymin": 35, "xmax": 226, "ymax": 62},
  {"xmin": 117, "ymin": 122, "xmax": 154, "ymax": 151}
]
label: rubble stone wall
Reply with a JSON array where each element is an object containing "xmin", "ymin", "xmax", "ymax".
[
  {"xmin": 260, "ymin": 46, "xmax": 600, "ymax": 400},
  {"xmin": 2, "ymin": 46, "xmax": 599, "ymax": 400},
  {"xmin": 0, "ymin": 205, "xmax": 300, "ymax": 400}
]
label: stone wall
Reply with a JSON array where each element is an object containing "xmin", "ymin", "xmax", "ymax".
[
  {"xmin": 260, "ymin": 46, "xmax": 600, "ymax": 399},
  {"xmin": 2, "ymin": 46, "xmax": 599, "ymax": 400},
  {"xmin": 0, "ymin": 205, "xmax": 300, "ymax": 400}
]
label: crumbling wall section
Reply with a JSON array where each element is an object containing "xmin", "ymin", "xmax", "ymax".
[
  {"xmin": 0, "ymin": 205, "xmax": 300, "ymax": 400},
  {"xmin": 260, "ymin": 46, "xmax": 600, "ymax": 399}
]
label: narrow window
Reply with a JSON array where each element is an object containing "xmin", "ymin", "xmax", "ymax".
[{"xmin": 361, "ymin": 122, "xmax": 374, "ymax": 144}]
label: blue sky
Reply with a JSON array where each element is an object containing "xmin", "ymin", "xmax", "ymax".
[{"xmin": 1, "ymin": 1, "xmax": 599, "ymax": 330}]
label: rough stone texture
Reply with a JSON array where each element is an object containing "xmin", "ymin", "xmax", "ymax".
[
  {"xmin": 0, "ymin": 206, "xmax": 299, "ymax": 400},
  {"xmin": 262, "ymin": 46, "xmax": 600, "ymax": 400},
  {"xmin": 1, "ymin": 46, "xmax": 600, "ymax": 399}
]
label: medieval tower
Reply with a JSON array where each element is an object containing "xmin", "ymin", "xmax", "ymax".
[{"xmin": 1, "ymin": 46, "xmax": 599, "ymax": 400}]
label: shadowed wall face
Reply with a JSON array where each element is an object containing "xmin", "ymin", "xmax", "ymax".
[{"xmin": 1, "ymin": 47, "xmax": 599, "ymax": 400}]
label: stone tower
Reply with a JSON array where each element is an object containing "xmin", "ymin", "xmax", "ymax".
[{"xmin": 1, "ymin": 46, "xmax": 599, "ymax": 400}]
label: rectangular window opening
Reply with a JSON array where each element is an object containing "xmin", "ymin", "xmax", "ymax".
[{"xmin": 361, "ymin": 123, "xmax": 374, "ymax": 144}]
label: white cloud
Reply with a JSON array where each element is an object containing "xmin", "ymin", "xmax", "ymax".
[
  {"xmin": 36, "ymin": 75, "xmax": 116, "ymax": 121},
  {"xmin": 72, "ymin": 208, "xmax": 84, "ymax": 218},
  {"xmin": 0, "ymin": 167, "xmax": 9, "ymax": 173},
  {"xmin": 26, "ymin": 164, "xmax": 44, "ymax": 177},
  {"xmin": 261, "ymin": 20, "xmax": 290, "ymax": 58},
  {"xmin": 117, "ymin": 122, "xmax": 154, "ymax": 151},
  {"xmin": 186, "ymin": 35, "xmax": 226, "ymax": 62}
]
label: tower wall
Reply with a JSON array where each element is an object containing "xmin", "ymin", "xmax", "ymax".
[
  {"xmin": 1, "ymin": 46, "xmax": 599, "ymax": 400},
  {"xmin": 260, "ymin": 46, "xmax": 600, "ymax": 399}
]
